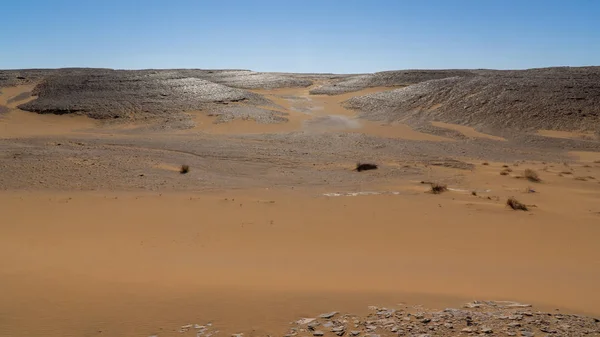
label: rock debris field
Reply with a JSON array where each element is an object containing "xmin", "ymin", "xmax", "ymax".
[{"xmin": 167, "ymin": 302, "xmax": 599, "ymax": 337}]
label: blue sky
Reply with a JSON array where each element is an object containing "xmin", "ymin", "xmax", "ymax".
[{"xmin": 1, "ymin": 0, "xmax": 599, "ymax": 73}]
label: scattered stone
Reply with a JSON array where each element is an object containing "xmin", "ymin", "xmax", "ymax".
[
  {"xmin": 540, "ymin": 326, "xmax": 556, "ymax": 333},
  {"xmin": 465, "ymin": 302, "xmax": 483, "ymax": 309},
  {"xmin": 297, "ymin": 318, "xmax": 316, "ymax": 325},
  {"xmin": 320, "ymin": 312, "xmax": 338, "ymax": 319},
  {"xmin": 331, "ymin": 326, "xmax": 346, "ymax": 336},
  {"xmin": 378, "ymin": 318, "xmax": 395, "ymax": 326},
  {"xmin": 180, "ymin": 324, "xmax": 194, "ymax": 333},
  {"xmin": 480, "ymin": 326, "xmax": 493, "ymax": 333},
  {"xmin": 307, "ymin": 322, "xmax": 320, "ymax": 331},
  {"xmin": 277, "ymin": 302, "xmax": 600, "ymax": 337}
]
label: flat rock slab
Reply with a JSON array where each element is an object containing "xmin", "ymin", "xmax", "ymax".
[{"xmin": 319, "ymin": 311, "xmax": 338, "ymax": 319}]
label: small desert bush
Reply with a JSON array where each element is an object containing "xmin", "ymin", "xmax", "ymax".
[
  {"xmin": 574, "ymin": 176, "xmax": 588, "ymax": 181},
  {"xmin": 507, "ymin": 197, "xmax": 528, "ymax": 211},
  {"xmin": 524, "ymin": 169, "xmax": 541, "ymax": 182},
  {"xmin": 430, "ymin": 183, "xmax": 448, "ymax": 194},
  {"xmin": 355, "ymin": 163, "xmax": 378, "ymax": 172},
  {"xmin": 500, "ymin": 170, "xmax": 510, "ymax": 176},
  {"xmin": 180, "ymin": 164, "xmax": 190, "ymax": 174},
  {"xmin": 482, "ymin": 162, "xmax": 489, "ymax": 166}
]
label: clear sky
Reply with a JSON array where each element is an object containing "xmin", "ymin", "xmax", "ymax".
[{"xmin": 1, "ymin": 0, "xmax": 599, "ymax": 73}]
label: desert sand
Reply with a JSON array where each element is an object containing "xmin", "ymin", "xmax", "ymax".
[{"xmin": 1, "ymin": 71, "xmax": 600, "ymax": 337}]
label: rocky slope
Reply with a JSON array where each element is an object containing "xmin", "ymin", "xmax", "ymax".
[
  {"xmin": 343, "ymin": 67, "xmax": 600, "ymax": 133},
  {"xmin": 4, "ymin": 69, "xmax": 312, "ymax": 124},
  {"xmin": 3, "ymin": 67, "xmax": 600, "ymax": 133},
  {"xmin": 309, "ymin": 70, "xmax": 476, "ymax": 95}
]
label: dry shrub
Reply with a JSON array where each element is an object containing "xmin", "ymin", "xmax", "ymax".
[
  {"xmin": 524, "ymin": 169, "xmax": 541, "ymax": 182},
  {"xmin": 502, "ymin": 165, "xmax": 509, "ymax": 168},
  {"xmin": 560, "ymin": 171, "xmax": 573, "ymax": 175},
  {"xmin": 482, "ymin": 162, "xmax": 489, "ymax": 166},
  {"xmin": 507, "ymin": 197, "xmax": 528, "ymax": 211},
  {"xmin": 355, "ymin": 163, "xmax": 378, "ymax": 172},
  {"xmin": 430, "ymin": 183, "xmax": 448, "ymax": 194},
  {"xmin": 574, "ymin": 176, "xmax": 588, "ymax": 181},
  {"xmin": 180, "ymin": 164, "xmax": 190, "ymax": 174},
  {"xmin": 500, "ymin": 167, "xmax": 513, "ymax": 175},
  {"xmin": 471, "ymin": 191, "xmax": 477, "ymax": 196}
]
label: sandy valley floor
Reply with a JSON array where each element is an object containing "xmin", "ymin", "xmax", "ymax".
[{"xmin": 1, "ymin": 84, "xmax": 600, "ymax": 337}]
